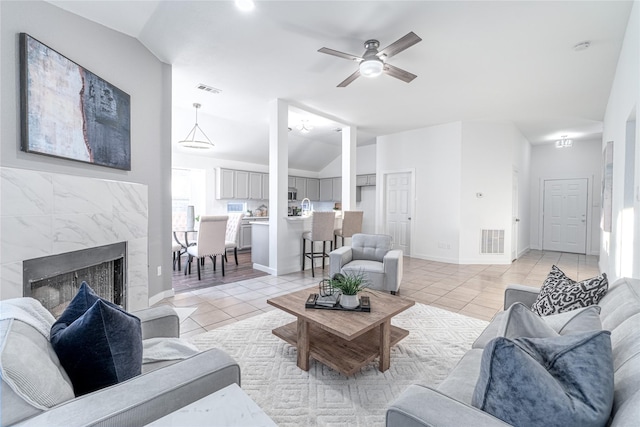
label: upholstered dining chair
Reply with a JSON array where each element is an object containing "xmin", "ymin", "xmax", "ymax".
[
  {"xmin": 329, "ymin": 233, "xmax": 403, "ymax": 294},
  {"xmin": 185, "ymin": 215, "xmax": 228, "ymax": 280},
  {"xmin": 334, "ymin": 210, "xmax": 364, "ymax": 248},
  {"xmin": 302, "ymin": 211, "xmax": 336, "ymax": 277},
  {"xmin": 225, "ymin": 213, "xmax": 244, "ymax": 265},
  {"xmin": 172, "ymin": 241, "xmax": 182, "ymax": 271}
]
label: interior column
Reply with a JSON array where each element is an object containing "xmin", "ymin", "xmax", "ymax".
[
  {"xmin": 268, "ymin": 99, "xmax": 289, "ymax": 274},
  {"xmin": 341, "ymin": 125, "xmax": 357, "ymax": 210}
]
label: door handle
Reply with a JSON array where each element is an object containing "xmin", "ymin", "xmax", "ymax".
[
  {"xmin": 408, "ymin": 217, "xmax": 412, "ymax": 220},
  {"xmin": 515, "ymin": 218, "xmax": 520, "ymax": 222}
]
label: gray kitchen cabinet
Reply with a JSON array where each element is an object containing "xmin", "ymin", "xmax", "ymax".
[
  {"xmin": 306, "ymin": 178, "xmax": 320, "ymax": 201},
  {"xmin": 235, "ymin": 171, "xmax": 249, "ymax": 199},
  {"xmin": 319, "ymin": 178, "xmax": 333, "ymax": 201},
  {"xmin": 332, "ymin": 177, "xmax": 342, "ymax": 202},
  {"xmin": 218, "ymin": 168, "xmax": 235, "ymax": 199},
  {"xmin": 294, "ymin": 177, "xmax": 307, "ymax": 200},
  {"xmin": 356, "ymin": 175, "xmax": 368, "ymax": 186},
  {"xmin": 367, "ymin": 174, "xmax": 376, "ymax": 186},
  {"xmin": 239, "ymin": 223, "xmax": 252, "ymax": 249},
  {"xmin": 249, "ymin": 172, "xmax": 263, "ymax": 199},
  {"xmin": 262, "ymin": 173, "xmax": 269, "ymax": 200}
]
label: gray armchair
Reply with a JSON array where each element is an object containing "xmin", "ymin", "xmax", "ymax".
[{"xmin": 329, "ymin": 233, "xmax": 403, "ymax": 294}]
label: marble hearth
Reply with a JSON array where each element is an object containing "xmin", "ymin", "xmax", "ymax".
[{"xmin": 0, "ymin": 167, "xmax": 149, "ymax": 311}]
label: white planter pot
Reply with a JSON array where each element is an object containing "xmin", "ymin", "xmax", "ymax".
[{"xmin": 340, "ymin": 294, "xmax": 359, "ymax": 309}]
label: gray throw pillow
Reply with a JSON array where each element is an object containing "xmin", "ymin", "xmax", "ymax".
[
  {"xmin": 531, "ymin": 265, "xmax": 608, "ymax": 316},
  {"xmin": 472, "ymin": 331, "xmax": 614, "ymax": 427},
  {"xmin": 542, "ymin": 305, "xmax": 602, "ymax": 334},
  {"xmin": 499, "ymin": 303, "xmax": 558, "ymax": 340}
]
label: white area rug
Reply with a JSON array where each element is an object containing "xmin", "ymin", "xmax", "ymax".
[{"xmin": 189, "ymin": 303, "xmax": 488, "ymax": 427}]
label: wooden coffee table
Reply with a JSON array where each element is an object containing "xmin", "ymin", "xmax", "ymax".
[{"xmin": 267, "ymin": 288, "xmax": 415, "ymax": 376}]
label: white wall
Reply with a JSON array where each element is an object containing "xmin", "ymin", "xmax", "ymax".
[
  {"xmin": 459, "ymin": 121, "xmax": 528, "ymax": 264},
  {"xmin": 319, "ymin": 143, "xmax": 377, "ymax": 177},
  {"xmin": 377, "ymin": 122, "xmax": 463, "ymax": 262},
  {"xmin": 0, "ymin": 1, "xmax": 172, "ymax": 300},
  {"xmin": 601, "ymin": 0, "xmax": 640, "ymax": 281},
  {"xmin": 377, "ymin": 121, "xmax": 530, "ymax": 264},
  {"xmin": 529, "ymin": 139, "xmax": 603, "ymax": 255}
]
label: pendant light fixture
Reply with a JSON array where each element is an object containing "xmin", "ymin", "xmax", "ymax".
[{"xmin": 178, "ymin": 103, "xmax": 214, "ymax": 149}]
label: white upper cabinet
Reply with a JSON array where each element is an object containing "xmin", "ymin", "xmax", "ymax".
[
  {"xmin": 235, "ymin": 171, "xmax": 249, "ymax": 199},
  {"xmin": 294, "ymin": 177, "xmax": 307, "ymax": 200},
  {"xmin": 262, "ymin": 173, "xmax": 269, "ymax": 200},
  {"xmin": 356, "ymin": 175, "xmax": 368, "ymax": 186},
  {"xmin": 218, "ymin": 169, "xmax": 235, "ymax": 199}
]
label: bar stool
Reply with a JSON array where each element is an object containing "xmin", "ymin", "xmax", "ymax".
[
  {"xmin": 301, "ymin": 211, "xmax": 336, "ymax": 277},
  {"xmin": 334, "ymin": 210, "xmax": 364, "ymax": 248}
]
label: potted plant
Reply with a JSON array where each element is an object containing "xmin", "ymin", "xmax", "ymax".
[{"xmin": 331, "ymin": 271, "xmax": 368, "ymax": 309}]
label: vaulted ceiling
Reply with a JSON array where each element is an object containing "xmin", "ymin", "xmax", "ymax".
[{"xmin": 48, "ymin": 1, "xmax": 633, "ymax": 171}]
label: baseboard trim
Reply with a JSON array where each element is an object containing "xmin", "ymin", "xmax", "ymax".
[{"xmin": 148, "ymin": 289, "xmax": 174, "ymax": 306}]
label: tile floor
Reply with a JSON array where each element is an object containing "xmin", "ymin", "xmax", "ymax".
[{"xmin": 153, "ymin": 250, "xmax": 601, "ymax": 338}]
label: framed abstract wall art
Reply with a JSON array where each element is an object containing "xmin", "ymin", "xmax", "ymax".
[{"xmin": 19, "ymin": 33, "xmax": 131, "ymax": 170}]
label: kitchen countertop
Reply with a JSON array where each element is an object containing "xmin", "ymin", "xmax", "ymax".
[{"xmin": 243, "ymin": 216, "xmax": 269, "ymax": 220}]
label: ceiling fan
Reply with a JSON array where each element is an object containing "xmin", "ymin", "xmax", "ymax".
[{"xmin": 318, "ymin": 32, "xmax": 422, "ymax": 87}]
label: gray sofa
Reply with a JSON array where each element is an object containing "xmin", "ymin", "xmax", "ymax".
[
  {"xmin": 386, "ymin": 277, "xmax": 640, "ymax": 427},
  {"xmin": 1, "ymin": 301, "xmax": 240, "ymax": 427}
]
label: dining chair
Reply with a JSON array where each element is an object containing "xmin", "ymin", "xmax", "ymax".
[
  {"xmin": 172, "ymin": 241, "xmax": 182, "ymax": 271},
  {"xmin": 301, "ymin": 211, "xmax": 336, "ymax": 277},
  {"xmin": 225, "ymin": 213, "xmax": 244, "ymax": 265},
  {"xmin": 334, "ymin": 210, "xmax": 364, "ymax": 248},
  {"xmin": 185, "ymin": 215, "xmax": 228, "ymax": 280}
]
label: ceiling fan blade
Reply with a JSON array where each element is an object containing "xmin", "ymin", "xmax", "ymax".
[
  {"xmin": 337, "ymin": 69, "xmax": 361, "ymax": 87},
  {"xmin": 318, "ymin": 47, "xmax": 362, "ymax": 62},
  {"xmin": 383, "ymin": 64, "xmax": 418, "ymax": 83},
  {"xmin": 378, "ymin": 32, "xmax": 422, "ymax": 59}
]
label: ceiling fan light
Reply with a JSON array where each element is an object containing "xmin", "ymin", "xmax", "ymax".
[
  {"xmin": 359, "ymin": 59, "xmax": 384, "ymax": 77},
  {"xmin": 235, "ymin": 0, "xmax": 255, "ymax": 12}
]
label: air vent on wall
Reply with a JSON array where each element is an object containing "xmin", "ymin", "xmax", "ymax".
[
  {"xmin": 481, "ymin": 229, "xmax": 505, "ymax": 254},
  {"xmin": 196, "ymin": 83, "xmax": 222, "ymax": 94}
]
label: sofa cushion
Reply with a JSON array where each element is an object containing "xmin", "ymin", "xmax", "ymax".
[
  {"xmin": 351, "ymin": 233, "xmax": 392, "ymax": 262},
  {"xmin": 50, "ymin": 283, "xmax": 142, "ymax": 396},
  {"xmin": 436, "ymin": 348, "xmax": 483, "ymax": 405},
  {"xmin": 341, "ymin": 259, "xmax": 385, "ymax": 290},
  {"xmin": 0, "ymin": 318, "xmax": 76, "ymax": 426},
  {"xmin": 531, "ymin": 265, "xmax": 608, "ymax": 316},
  {"xmin": 473, "ymin": 305, "xmax": 602, "ymax": 349},
  {"xmin": 472, "ymin": 331, "xmax": 614, "ymax": 427}
]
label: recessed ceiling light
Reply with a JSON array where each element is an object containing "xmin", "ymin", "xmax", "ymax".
[
  {"xmin": 235, "ymin": 0, "xmax": 255, "ymax": 12},
  {"xmin": 573, "ymin": 41, "xmax": 591, "ymax": 52}
]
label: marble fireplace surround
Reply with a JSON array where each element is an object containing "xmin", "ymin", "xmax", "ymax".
[{"xmin": 0, "ymin": 167, "xmax": 149, "ymax": 312}]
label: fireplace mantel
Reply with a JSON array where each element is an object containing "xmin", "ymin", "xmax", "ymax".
[{"xmin": 0, "ymin": 167, "xmax": 149, "ymax": 311}]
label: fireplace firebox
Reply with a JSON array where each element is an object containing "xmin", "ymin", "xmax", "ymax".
[{"xmin": 23, "ymin": 242, "xmax": 126, "ymax": 317}]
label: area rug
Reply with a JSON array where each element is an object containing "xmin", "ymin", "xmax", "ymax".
[{"xmin": 189, "ymin": 303, "xmax": 488, "ymax": 427}]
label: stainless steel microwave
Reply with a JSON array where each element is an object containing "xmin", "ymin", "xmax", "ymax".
[{"xmin": 288, "ymin": 187, "xmax": 298, "ymax": 201}]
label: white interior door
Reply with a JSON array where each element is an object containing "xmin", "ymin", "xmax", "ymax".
[
  {"xmin": 511, "ymin": 170, "xmax": 519, "ymax": 261},
  {"xmin": 385, "ymin": 172, "xmax": 411, "ymax": 254},
  {"xmin": 542, "ymin": 179, "xmax": 588, "ymax": 254}
]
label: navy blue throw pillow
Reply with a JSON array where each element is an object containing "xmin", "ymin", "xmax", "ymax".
[
  {"xmin": 472, "ymin": 331, "xmax": 613, "ymax": 427},
  {"xmin": 50, "ymin": 282, "xmax": 142, "ymax": 396}
]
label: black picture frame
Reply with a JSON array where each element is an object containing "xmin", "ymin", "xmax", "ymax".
[{"xmin": 19, "ymin": 33, "xmax": 131, "ymax": 170}]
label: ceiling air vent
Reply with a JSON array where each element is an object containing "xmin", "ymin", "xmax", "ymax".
[
  {"xmin": 480, "ymin": 229, "xmax": 505, "ymax": 254},
  {"xmin": 196, "ymin": 83, "xmax": 222, "ymax": 94}
]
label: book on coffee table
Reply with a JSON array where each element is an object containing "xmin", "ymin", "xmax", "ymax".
[{"xmin": 316, "ymin": 293, "xmax": 340, "ymax": 307}]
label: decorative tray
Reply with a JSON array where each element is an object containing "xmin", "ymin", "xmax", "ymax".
[{"xmin": 304, "ymin": 293, "xmax": 371, "ymax": 312}]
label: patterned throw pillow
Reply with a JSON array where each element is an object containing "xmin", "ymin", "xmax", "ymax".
[{"xmin": 531, "ymin": 265, "xmax": 608, "ymax": 316}]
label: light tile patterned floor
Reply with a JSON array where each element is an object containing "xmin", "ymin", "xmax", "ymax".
[{"xmin": 154, "ymin": 250, "xmax": 600, "ymax": 338}]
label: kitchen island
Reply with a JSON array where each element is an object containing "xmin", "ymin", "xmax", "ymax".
[{"xmin": 251, "ymin": 213, "xmax": 341, "ymax": 275}]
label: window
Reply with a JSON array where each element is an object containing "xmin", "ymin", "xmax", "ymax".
[{"xmin": 227, "ymin": 202, "xmax": 246, "ymax": 213}]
